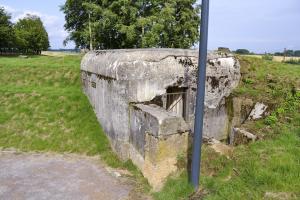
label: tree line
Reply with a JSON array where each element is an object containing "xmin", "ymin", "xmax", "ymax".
[
  {"xmin": 274, "ymin": 50, "xmax": 300, "ymax": 57},
  {"xmin": 0, "ymin": 7, "xmax": 49, "ymax": 55},
  {"xmin": 235, "ymin": 48, "xmax": 300, "ymax": 57},
  {"xmin": 61, "ymin": 0, "xmax": 200, "ymax": 50}
]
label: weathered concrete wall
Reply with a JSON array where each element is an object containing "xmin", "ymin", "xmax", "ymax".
[
  {"xmin": 129, "ymin": 104, "xmax": 189, "ymax": 189},
  {"xmin": 81, "ymin": 49, "xmax": 240, "ymax": 189}
]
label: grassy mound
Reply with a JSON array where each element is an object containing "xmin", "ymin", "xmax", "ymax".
[
  {"xmin": 0, "ymin": 55, "xmax": 150, "ymax": 193},
  {"xmin": 0, "ymin": 55, "xmax": 126, "ymax": 167}
]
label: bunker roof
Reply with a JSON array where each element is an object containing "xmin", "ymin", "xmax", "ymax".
[
  {"xmin": 81, "ymin": 49, "xmax": 200, "ymax": 80},
  {"xmin": 81, "ymin": 48, "xmax": 230, "ymax": 80}
]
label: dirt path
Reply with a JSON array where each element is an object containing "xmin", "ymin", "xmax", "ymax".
[{"xmin": 0, "ymin": 151, "xmax": 148, "ymax": 200}]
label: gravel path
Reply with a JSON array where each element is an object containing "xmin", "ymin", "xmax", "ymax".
[{"xmin": 0, "ymin": 151, "xmax": 146, "ymax": 200}]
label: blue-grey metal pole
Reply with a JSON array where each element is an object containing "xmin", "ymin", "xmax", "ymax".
[{"xmin": 191, "ymin": 0, "xmax": 210, "ymax": 189}]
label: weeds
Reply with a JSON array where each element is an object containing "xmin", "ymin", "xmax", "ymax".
[
  {"xmin": 283, "ymin": 58, "xmax": 300, "ymax": 65},
  {"xmin": 262, "ymin": 54, "xmax": 273, "ymax": 61}
]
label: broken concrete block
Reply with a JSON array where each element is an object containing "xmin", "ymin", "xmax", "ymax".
[
  {"xmin": 206, "ymin": 138, "xmax": 233, "ymax": 158},
  {"xmin": 129, "ymin": 104, "xmax": 189, "ymax": 191},
  {"xmin": 231, "ymin": 97, "xmax": 254, "ymax": 127},
  {"xmin": 210, "ymin": 143, "xmax": 233, "ymax": 158},
  {"xmin": 230, "ymin": 128, "xmax": 257, "ymax": 146},
  {"xmin": 202, "ymin": 136, "xmax": 221, "ymax": 145},
  {"xmin": 143, "ymin": 132, "xmax": 189, "ymax": 191},
  {"xmin": 248, "ymin": 102, "xmax": 268, "ymax": 120}
]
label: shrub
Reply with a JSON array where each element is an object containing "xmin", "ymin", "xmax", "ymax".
[
  {"xmin": 264, "ymin": 115, "xmax": 278, "ymax": 125},
  {"xmin": 262, "ymin": 54, "xmax": 273, "ymax": 61},
  {"xmin": 235, "ymin": 49, "xmax": 250, "ymax": 55},
  {"xmin": 242, "ymin": 78, "xmax": 255, "ymax": 84},
  {"xmin": 276, "ymin": 107, "xmax": 285, "ymax": 115},
  {"xmin": 284, "ymin": 59, "xmax": 300, "ymax": 65},
  {"xmin": 294, "ymin": 50, "xmax": 300, "ymax": 57}
]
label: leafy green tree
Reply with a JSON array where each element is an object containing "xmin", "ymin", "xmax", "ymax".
[
  {"xmin": 285, "ymin": 50, "xmax": 294, "ymax": 57},
  {"xmin": 14, "ymin": 14, "xmax": 50, "ymax": 54},
  {"xmin": 61, "ymin": 0, "xmax": 89, "ymax": 49},
  {"xmin": 0, "ymin": 7, "xmax": 15, "ymax": 49},
  {"xmin": 294, "ymin": 50, "xmax": 300, "ymax": 57},
  {"xmin": 235, "ymin": 49, "xmax": 250, "ymax": 55},
  {"xmin": 274, "ymin": 52, "xmax": 283, "ymax": 56},
  {"xmin": 61, "ymin": 0, "xmax": 200, "ymax": 49}
]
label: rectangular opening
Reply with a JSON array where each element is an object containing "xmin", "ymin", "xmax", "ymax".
[
  {"xmin": 91, "ymin": 81, "xmax": 96, "ymax": 88},
  {"xmin": 163, "ymin": 87, "xmax": 188, "ymax": 120}
]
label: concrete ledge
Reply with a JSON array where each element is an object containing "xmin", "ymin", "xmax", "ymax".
[
  {"xmin": 129, "ymin": 104, "xmax": 189, "ymax": 190},
  {"xmin": 143, "ymin": 132, "xmax": 189, "ymax": 191},
  {"xmin": 131, "ymin": 104, "xmax": 189, "ymax": 137}
]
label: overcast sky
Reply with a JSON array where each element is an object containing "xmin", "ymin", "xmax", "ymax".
[{"xmin": 1, "ymin": 0, "xmax": 299, "ymax": 53}]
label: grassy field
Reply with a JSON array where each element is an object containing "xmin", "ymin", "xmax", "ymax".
[
  {"xmin": 0, "ymin": 55, "xmax": 299, "ymax": 199},
  {"xmin": 244, "ymin": 54, "xmax": 300, "ymax": 62},
  {"xmin": 41, "ymin": 51, "xmax": 81, "ymax": 57}
]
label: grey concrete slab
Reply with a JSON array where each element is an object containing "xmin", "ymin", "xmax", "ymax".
[{"xmin": 0, "ymin": 151, "xmax": 138, "ymax": 200}]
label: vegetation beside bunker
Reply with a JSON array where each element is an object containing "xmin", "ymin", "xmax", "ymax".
[{"xmin": 154, "ymin": 56, "xmax": 300, "ymax": 199}]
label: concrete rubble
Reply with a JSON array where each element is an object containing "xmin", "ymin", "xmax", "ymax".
[
  {"xmin": 204, "ymin": 137, "xmax": 233, "ymax": 158},
  {"xmin": 230, "ymin": 128, "xmax": 258, "ymax": 146},
  {"xmin": 248, "ymin": 102, "xmax": 268, "ymax": 120}
]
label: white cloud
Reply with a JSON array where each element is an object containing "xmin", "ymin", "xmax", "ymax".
[
  {"xmin": 13, "ymin": 11, "xmax": 60, "ymax": 26},
  {"xmin": 1, "ymin": 4, "xmax": 16, "ymax": 13},
  {"xmin": 49, "ymin": 29, "xmax": 69, "ymax": 38}
]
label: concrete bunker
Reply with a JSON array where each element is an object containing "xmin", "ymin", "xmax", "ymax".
[{"xmin": 81, "ymin": 49, "xmax": 240, "ymax": 189}]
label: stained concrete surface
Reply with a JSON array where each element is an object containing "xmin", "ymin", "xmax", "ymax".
[{"xmin": 0, "ymin": 151, "xmax": 144, "ymax": 200}]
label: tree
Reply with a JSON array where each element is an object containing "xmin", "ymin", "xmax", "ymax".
[
  {"xmin": 0, "ymin": 7, "xmax": 15, "ymax": 49},
  {"xmin": 285, "ymin": 50, "xmax": 294, "ymax": 57},
  {"xmin": 61, "ymin": 0, "xmax": 200, "ymax": 49},
  {"xmin": 14, "ymin": 14, "xmax": 50, "ymax": 54},
  {"xmin": 235, "ymin": 49, "xmax": 250, "ymax": 55},
  {"xmin": 294, "ymin": 50, "xmax": 300, "ymax": 57},
  {"xmin": 274, "ymin": 52, "xmax": 283, "ymax": 56}
]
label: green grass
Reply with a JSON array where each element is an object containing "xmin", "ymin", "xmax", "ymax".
[
  {"xmin": 154, "ymin": 56, "xmax": 300, "ymax": 199},
  {"xmin": 0, "ymin": 55, "xmax": 150, "ymax": 193},
  {"xmin": 283, "ymin": 58, "xmax": 300, "ymax": 65},
  {"xmin": 0, "ymin": 55, "xmax": 141, "ymax": 170},
  {"xmin": 235, "ymin": 56, "xmax": 300, "ymax": 104},
  {"xmin": 1, "ymin": 55, "xmax": 299, "ymax": 199}
]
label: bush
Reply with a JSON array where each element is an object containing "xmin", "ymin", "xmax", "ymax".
[
  {"xmin": 294, "ymin": 50, "xmax": 300, "ymax": 57},
  {"xmin": 274, "ymin": 52, "xmax": 283, "ymax": 56},
  {"xmin": 284, "ymin": 59, "xmax": 300, "ymax": 65},
  {"xmin": 276, "ymin": 107, "xmax": 285, "ymax": 115},
  {"xmin": 264, "ymin": 115, "xmax": 278, "ymax": 125},
  {"xmin": 262, "ymin": 54, "xmax": 273, "ymax": 61},
  {"xmin": 235, "ymin": 49, "xmax": 250, "ymax": 55},
  {"xmin": 242, "ymin": 78, "xmax": 255, "ymax": 84}
]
